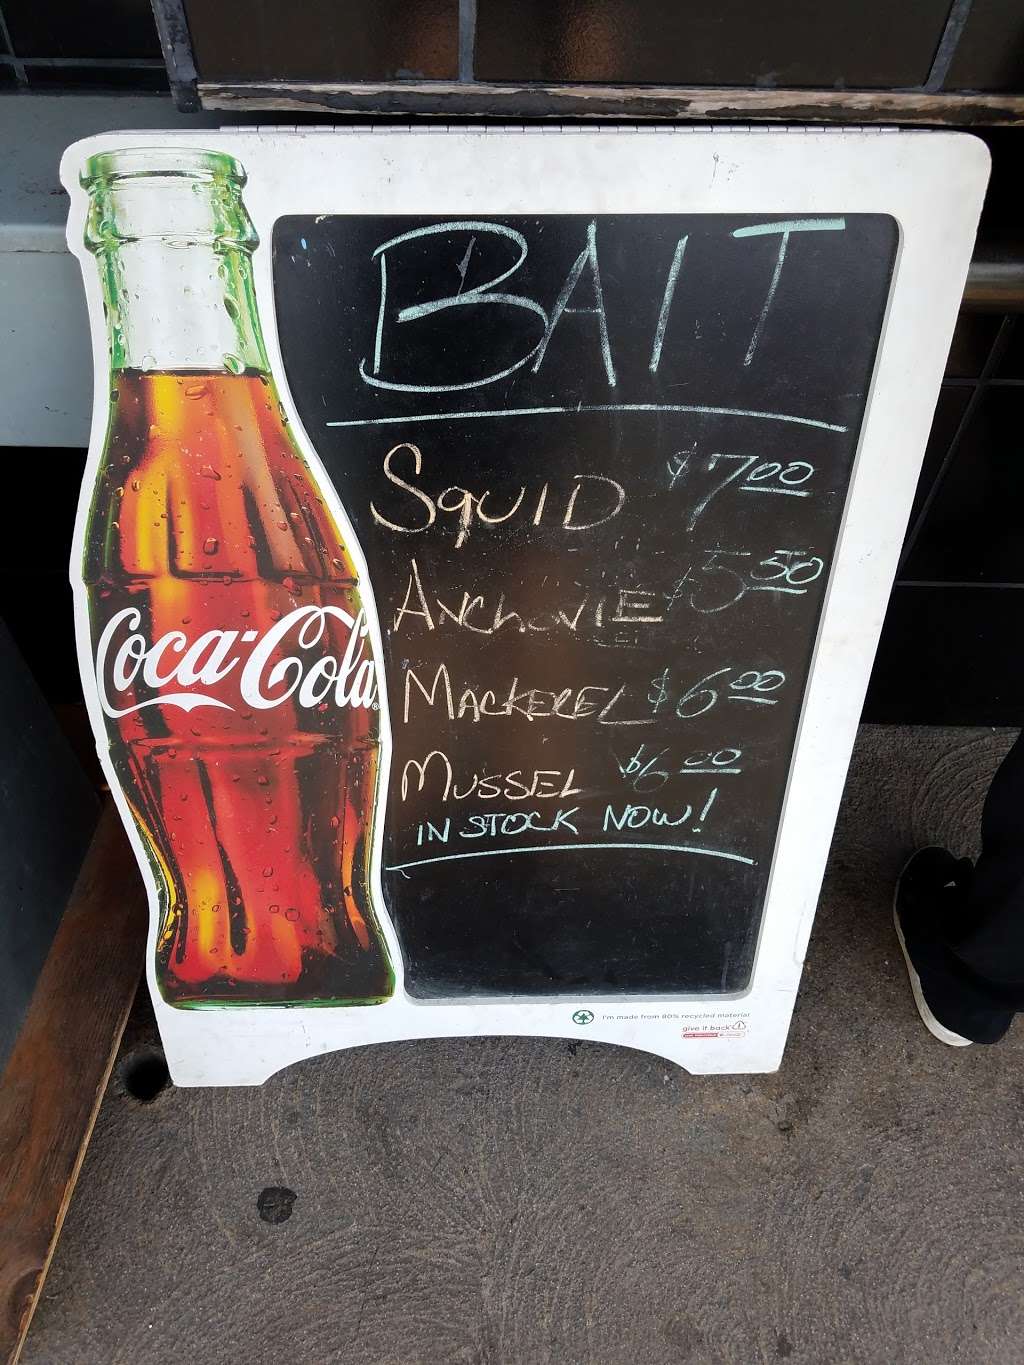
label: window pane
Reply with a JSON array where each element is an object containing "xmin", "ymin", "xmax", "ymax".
[
  {"xmin": 475, "ymin": 0, "xmax": 953, "ymax": 89},
  {"xmin": 186, "ymin": 0, "xmax": 459, "ymax": 82}
]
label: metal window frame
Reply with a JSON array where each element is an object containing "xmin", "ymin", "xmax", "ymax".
[{"xmin": 147, "ymin": 0, "xmax": 1024, "ymax": 124}]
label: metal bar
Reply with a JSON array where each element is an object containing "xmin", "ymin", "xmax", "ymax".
[
  {"xmin": 924, "ymin": 0, "xmax": 975, "ymax": 92},
  {"xmin": 458, "ymin": 0, "xmax": 476, "ymax": 84},
  {"xmin": 197, "ymin": 79, "xmax": 1024, "ymax": 125},
  {"xmin": 0, "ymin": 4, "xmax": 27, "ymax": 86},
  {"xmin": 149, "ymin": 0, "xmax": 199, "ymax": 112},
  {"xmin": 963, "ymin": 249, "xmax": 1024, "ymax": 312},
  {"xmin": 17, "ymin": 56, "xmax": 165, "ymax": 69}
]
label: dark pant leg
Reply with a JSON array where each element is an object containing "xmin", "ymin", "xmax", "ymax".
[{"xmin": 947, "ymin": 730, "xmax": 1024, "ymax": 1007}]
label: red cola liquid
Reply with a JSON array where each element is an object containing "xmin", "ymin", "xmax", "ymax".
[{"xmin": 85, "ymin": 369, "xmax": 394, "ymax": 1006}]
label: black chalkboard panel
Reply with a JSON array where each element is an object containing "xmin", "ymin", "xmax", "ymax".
[{"xmin": 272, "ymin": 213, "xmax": 897, "ymax": 997}]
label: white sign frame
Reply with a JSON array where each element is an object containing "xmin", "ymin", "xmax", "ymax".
[{"xmin": 62, "ymin": 127, "xmax": 987, "ymax": 1084}]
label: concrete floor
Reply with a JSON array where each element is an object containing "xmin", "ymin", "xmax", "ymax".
[{"xmin": 22, "ymin": 727, "xmax": 1024, "ymax": 1365}]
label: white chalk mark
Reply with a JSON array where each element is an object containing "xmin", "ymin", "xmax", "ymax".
[
  {"xmin": 371, "ymin": 252, "xmax": 387, "ymax": 376},
  {"xmin": 678, "ymin": 768, "xmax": 742, "ymax": 775},
  {"xmin": 455, "ymin": 235, "xmax": 476, "ymax": 295},
  {"xmin": 739, "ymin": 485, "xmax": 810, "ymax": 497},
  {"xmin": 748, "ymin": 585, "xmax": 808, "ymax": 596},
  {"xmin": 649, "ymin": 235, "xmax": 688, "ymax": 374},
  {"xmin": 371, "ymin": 218, "xmax": 527, "ymax": 272},
  {"xmin": 385, "ymin": 841, "xmax": 755, "ymax": 873},
  {"xmin": 358, "ymin": 295, "xmax": 549, "ymax": 394},
  {"xmin": 531, "ymin": 221, "xmax": 617, "ymax": 387},
  {"xmin": 361, "ymin": 220, "xmax": 549, "ymax": 393},
  {"xmin": 327, "ymin": 403, "xmax": 847, "ymax": 434},
  {"xmin": 733, "ymin": 217, "xmax": 847, "ymax": 240},
  {"xmin": 732, "ymin": 217, "xmax": 846, "ymax": 367}
]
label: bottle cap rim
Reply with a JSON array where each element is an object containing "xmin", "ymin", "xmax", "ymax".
[{"xmin": 81, "ymin": 147, "xmax": 245, "ymax": 189}]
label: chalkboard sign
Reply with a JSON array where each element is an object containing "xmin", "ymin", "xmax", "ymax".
[
  {"xmin": 63, "ymin": 129, "xmax": 987, "ymax": 1082},
  {"xmin": 272, "ymin": 211, "xmax": 896, "ymax": 998}
]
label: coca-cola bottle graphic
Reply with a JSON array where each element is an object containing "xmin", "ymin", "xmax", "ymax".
[{"xmin": 78, "ymin": 147, "xmax": 395, "ymax": 1006}]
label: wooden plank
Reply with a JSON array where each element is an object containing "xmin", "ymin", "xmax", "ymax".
[
  {"xmin": 199, "ymin": 79, "xmax": 1024, "ymax": 125},
  {"xmin": 0, "ymin": 804, "xmax": 146, "ymax": 1365}
]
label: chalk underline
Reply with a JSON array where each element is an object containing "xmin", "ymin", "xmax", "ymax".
[
  {"xmin": 326, "ymin": 403, "xmax": 848, "ymax": 434},
  {"xmin": 385, "ymin": 841, "xmax": 756, "ymax": 874}
]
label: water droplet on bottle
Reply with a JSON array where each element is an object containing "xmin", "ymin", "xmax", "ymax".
[
  {"xmin": 284, "ymin": 908, "xmax": 300, "ymax": 922},
  {"xmin": 241, "ymin": 609, "xmax": 250, "ymax": 618},
  {"xmin": 268, "ymin": 815, "xmax": 278, "ymax": 825},
  {"xmin": 148, "ymin": 424, "xmax": 161, "ymax": 439},
  {"xmin": 179, "ymin": 792, "xmax": 188, "ymax": 802},
  {"xmin": 223, "ymin": 296, "xmax": 239, "ymax": 321},
  {"xmin": 223, "ymin": 352, "xmax": 245, "ymax": 375},
  {"xmin": 167, "ymin": 747, "xmax": 177, "ymax": 758},
  {"xmin": 268, "ymin": 903, "xmax": 280, "ymax": 915},
  {"xmin": 281, "ymin": 576, "xmax": 300, "ymax": 594},
  {"xmin": 277, "ymin": 521, "xmax": 288, "ymax": 531},
  {"xmin": 329, "ymin": 815, "xmax": 340, "ymax": 829},
  {"xmin": 131, "ymin": 479, "xmax": 141, "ymax": 492},
  {"xmin": 184, "ymin": 382, "xmax": 209, "ymax": 399},
  {"xmin": 182, "ymin": 616, "xmax": 191, "ymax": 624},
  {"xmin": 200, "ymin": 465, "xmax": 221, "ymax": 481},
  {"xmin": 116, "ymin": 486, "xmax": 125, "ymax": 498},
  {"xmin": 211, "ymin": 903, "xmax": 220, "ymax": 914},
  {"xmin": 141, "ymin": 353, "xmax": 157, "ymax": 372},
  {"xmin": 203, "ymin": 536, "xmax": 219, "ymax": 555},
  {"xmin": 262, "ymin": 866, "xmax": 273, "ymax": 878},
  {"xmin": 257, "ymin": 775, "xmax": 269, "ymax": 786}
]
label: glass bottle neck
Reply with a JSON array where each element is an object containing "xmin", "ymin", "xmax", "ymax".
[
  {"xmin": 83, "ymin": 149, "xmax": 269, "ymax": 376},
  {"xmin": 94, "ymin": 238, "xmax": 269, "ymax": 375}
]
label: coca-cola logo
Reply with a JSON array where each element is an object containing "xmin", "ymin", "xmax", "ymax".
[{"xmin": 95, "ymin": 605, "xmax": 377, "ymax": 718}]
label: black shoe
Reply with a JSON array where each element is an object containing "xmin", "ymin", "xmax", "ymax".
[{"xmin": 893, "ymin": 847, "xmax": 1014, "ymax": 1047}]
